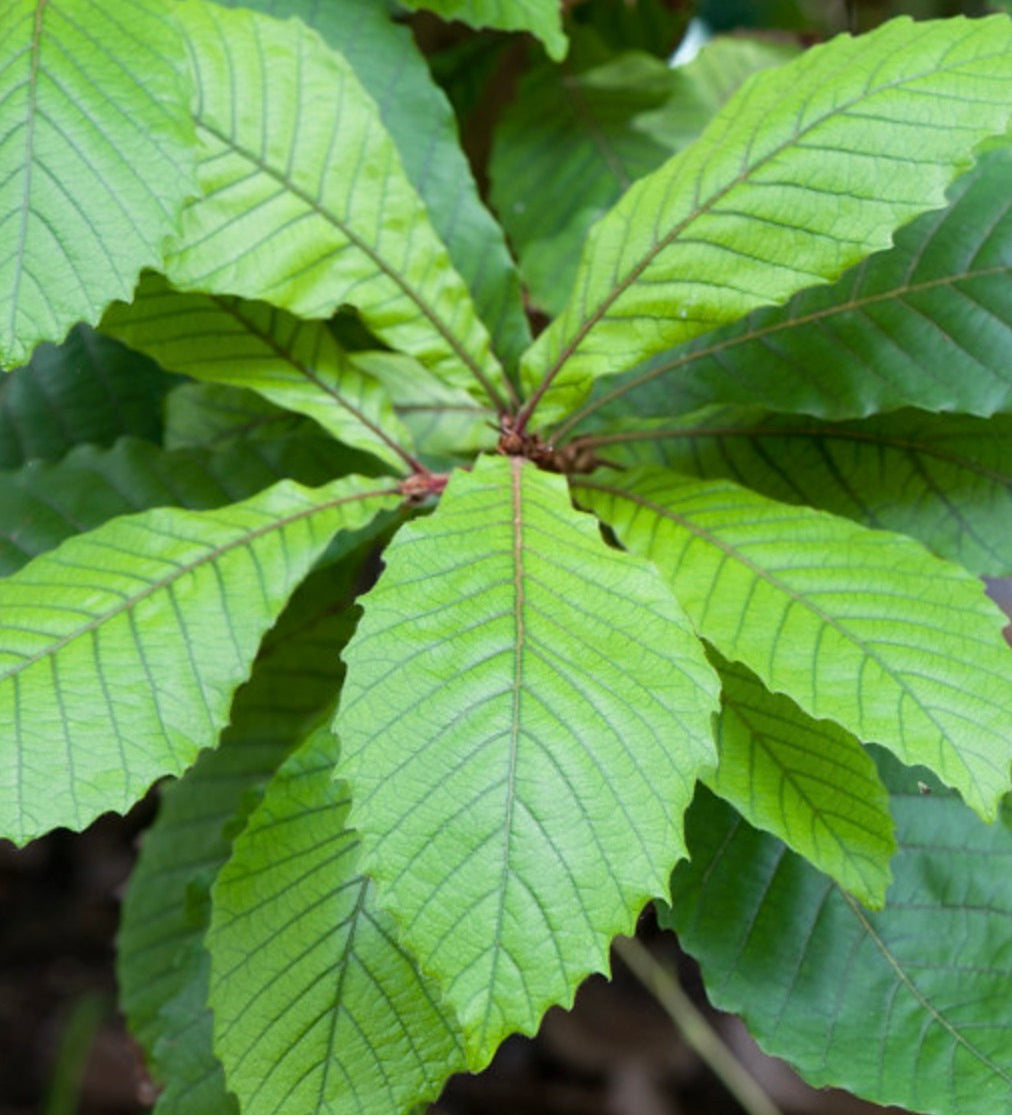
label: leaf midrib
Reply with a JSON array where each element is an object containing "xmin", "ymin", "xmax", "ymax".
[{"xmin": 0, "ymin": 485, "xmax": 396, "ymax": 684}]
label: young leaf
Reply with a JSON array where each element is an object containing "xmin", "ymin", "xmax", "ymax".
[
  {"xmin": 0, "ymin": 433, "xmax": 378, "ymax": 576},
  {"xmin": 101, "ymin": 274, "xmax": 414, "ymax": 473},
  {"xmin": 585, "ymin": 406, "xmax": 1012, "ymax": 577},
  {"xmin": 218, "ymin": 0, "xmax": 531, "ymax": 371},
  {"xmin": 336, "ymin": 455, "xmax": 719, "ymax": 1065},
  {"xmin": 167, "ymin": 2, "xmax": 509, "ymax": 409},
  {"xmin": 576, "ymin": 469, "xmax": 1012, "ymax": 820},
  {"xmin": 706, "ymin": 653, "xmax": 895, "ymax": 908},
  {"xmin": 519, "ymin": 16, "xmax": 1012, "ymax": 423},
  {"xmin": 399, "ymin": 0, "xmax": 567, "ymax": 62},
  {"xmin": 574, "ymin": 143, "xmax": 1012, "ymax": 430},
  {"xmin": 208, "ymin": 725, "xmax": 465, "ymax": 1115},
  {"xmin": 663, "ymin": 770, "xmax": 1012, "ymax": 1115},
  {"xmin": 0, "ymin": 476, "xmax": 399, "ymax": 844},
  {"xmin": 0, "ymin": 324, "xmax": 176, "ymax": 469},
  {"xmin": 0, "ymin": 0, "xmax": 195, "ymax": 365}
]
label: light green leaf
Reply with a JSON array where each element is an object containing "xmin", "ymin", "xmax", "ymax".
[
  {"xmin": 520, "ymin": 16, "xmax": 1012, "ymax": 424},
  {"xmin": 706, "ymin": 653, "xmax": 895, "ymax": 908},
  {"xmin": 218, "ymin": 0, "xmax": 531, "ymax": 371},
  {"xmin": 163, "ymin": 381, "xmax": 323, "ymax": 450},
  {"xmin": 584, "ymin": 406, "xmax": 1012, "ymax": 577},
  {"xmin": 0, "ymin": 0, "xmax": 194, "ymax": 365},
  {"xmin": 0, "ymin": 324, "xmax": 176, "ymax": 469},
  {"xmin": 400, "ymin": 0, "xmax": 567, "ymax": 61},
  {"xmin": 0, "ymin": 475, "xmax": 399, "ymax": 844},
  {"xmin": 490, "ymin": 36, "xmax": 796, "ymax": 315},
  {"xmin": 118, "ymin": 552, "xmax": 373, "ymax": 1057},
  {"xmin": 102, "ymin": 273, "xmax": 412, "ymax": 472},
  {"xmin": 208, "ymin": 725, "xmax": 465, "ymax": 1114},
  {"xmin": 573, "ymin": 143, "xmax": 1012, "ymax": 430},
  {"xmin": 336, "ymin": 455, "xmax": 719, "ymax": 1065},
  {"xmin": 663, "ymin": 764, "xmax": 1012, "ymax": 1115},
  {"xmin": 575, "ymin": 468, "xmax": 1012, "ymax": 820},
  {"xmin": 0, "ymin": 432, "xmax": 378, "ymax": 576},
  {"xmin": 168, "ymin": 2, "xmax": 509, "ymax": 409}
]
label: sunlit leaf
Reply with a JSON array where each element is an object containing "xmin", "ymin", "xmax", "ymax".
[
  {"xmin": 336, "ymin": 455, "xmax": 719, "ymax": 1064},
  {"xmin": 399, "ymin": 0, "xmax": 567, "ymax": 61}
]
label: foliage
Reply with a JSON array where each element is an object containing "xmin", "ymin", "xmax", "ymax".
[{"xmin": 1, "ymin": 2, "xmax": 1010, "ymax": 1112}]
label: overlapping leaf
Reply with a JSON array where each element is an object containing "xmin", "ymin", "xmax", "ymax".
[
  {"xmin": 0, "ymin": 432, "xmax": 376, "ymax": 576},
  {"xmin": 0, "ymin": 0, "xmax": 194, "ymax": 365},
  {"xmin": 336, "ymin": 455, "xmax": 719, "ymax": 1065},
  {"xmin": 208, "ymin": 726, "xmax": 465, "ymax": 1114},
  {"xmin": 576, "ymin": 469, "xmax": 1012, "ymax": 820},
  {"xmin": 0, "ymin": 324, "xmax": 176, "ymax": 469},
  {"xmin": 102, "ymin": 274, "xmax": 411, "ymax": 472},
  {"xmin": 570, "ymin": 143, "xmax": 1012, "ymax": 432},
  {"xmin": 519, "ymin": 16, "xmax": 1012, "ymax": 423},
  {"xmin": 0, "ymin": 476, "xmax": 398, "ymax": 843},
  {"xmin": 663, "ymin": 762, "xmax": 1012, "ymax": 1115},
  {"xmin": 706, "ymin": 653, "xmax": 895, "ymax": 907},
  {"xmin": 167, "ymin": 2, "xmax": 508, "ymax": 408},
  {"xmin": 399, "ymin": 0, "xmax": 567, "ymax": 61},
  {"xmin": 583, "ymin": 406, "xmax": 1012, "ymax": 577},
  {"xmin": 118, "ymin": 552, "xmax": 375, "ymax": 1080},
  {"xmin": 220, "ymin": 0, "xmax": 531, "ymax": 370}
]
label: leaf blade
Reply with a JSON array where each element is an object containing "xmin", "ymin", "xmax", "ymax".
[
  {"xmin": 520, "ymin": 16, "xmax": 1012, "ymax": 422},
  {"xmin": 576, "ymin": 469, "xmax": 1012, "ymax": 820},
  {"xmin": 335, "ymin": 455, "xmax": 719, "ymax": 1064},
  {"xmin": 0, "ymin": 476, "xmax": 399, "ymax": 843}
]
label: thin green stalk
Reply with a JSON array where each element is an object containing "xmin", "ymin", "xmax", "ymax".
[{"xmin": 613, "ymin": 935, "xmax": 784, "ymax": 1115}]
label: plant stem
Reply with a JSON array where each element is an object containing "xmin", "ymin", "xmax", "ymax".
[{"xmin": 613, "ymin": 935, "xmax": 784, "ymax": 1115}]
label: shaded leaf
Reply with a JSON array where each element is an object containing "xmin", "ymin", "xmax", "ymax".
[
  {"xmin": 400, "ymin": 0, "xmax": 567, "ymax": 61},
  {"xmin": 0, "ymin": 0, "xmax": 194, "ymax": 364},
  {"xmin": 208, "ymin": 726, "xmax": 465, "ymax": 1114},
  {"xmin": 167, "ymin": 2, "xmax": 508, "ymax": 408},
  {"xmin": 220, "ymin": 0, "xmax": 531, "ymax": 370},
  {"xmin": 573, "ymin": 143, "xmax": 1012, "ymax": 430},
  {"xmin": 706, "ymin": 652, "xmax": 895, "ymax": 907},
  {"xmin": 0, "ymin": 324, "xmax": 176, "ymax": 469},
  {"xmin": 0, "ymin": 476, "xmax": 399, "ymax": 843},
  {"xmin": 336, "ymin": 455, "xmax": 719, "ymax": 1064},
  {"xmin": 118, "ymin": 552, "xmax": 373, "ymax": 1061},
  {"xmin": 102, "ymin": 274, "xmax": 412, "ymax": 472},
  {"xmin": 520, "ymin": 16, "xmax": 1012, "ymax": 423},
  {"xmin": 662, "ymin": 768, "xmax": 1012, "ymax": 1115},
  {"xmin": 581, "ymin": 406, "xmax": 1012, "ymax": 577},
  {"xmin": 576, "ymin": 468, "xmax": 1012, "ymax": 820},
  {"xmin": 0, "ymin": 432, "xmax": 378, "ymax": 576}
]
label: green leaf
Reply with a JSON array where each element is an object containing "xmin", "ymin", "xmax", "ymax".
[
  {"xmin": 519, "ymin": 16, "xmax": 1012, "ymax": 423},
  {"xmin": 118, "ymin": 552, "xmax": 372, "ymax": 1059},
  {"xmin": 336, "ymin": 455, "xmax": 719, "ymax": 1065},
  {"xmin": 208, "ymin": 725, "xmax": 465, "ymax": 1114},
  {"xmin": 399, "ymin": 0, "xmax": 567, "ymax": 62},
  {"xmin": 490, "ymin": 36, "xmax": 797, "ymax": 315},
  {"xmin": 162, "ymin": 381, "xmax": 326, "ymax": 450},
  {"xmin": 663, "ymin": 767, "xmax": 1012, "ymax": 1115},
  {"xmin": 584, "ymin": 406, "xmax": 1012, "ymax": 577},
  {"xmin": 0, "ymin": 475, "xmax": 399, "ymax": 844},
  {"xmin": 706, "ymin": 653, "xmax": 895, "ymax": 908},
  {"xmin": 102, "ymin": 274, "xmax": 412, "ymax": 472},
  {"xmin": 575, "ymin": 468, "xmax": 1012, "ymax": 820},
  {"xmin": 0, "ymin": 432, "xmax": 377, "ymax": 576},
  {"xmin": 574, "ymin": 143, "xmax": 1012, "ymax": 430},
  {"xmin": 167, "ymin": 2, "xmax": 509, "ymax": 409},
  {"xmin": 218, "ymin": 0, "xmax": 531, "ymax": 371},
  {"xmin": 0, "ymin": 0, "xmax": 195, "ymax": 365},
  {"xmin": 0, "ymin": 324, "xmax": 176, "ymax": 469}
]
